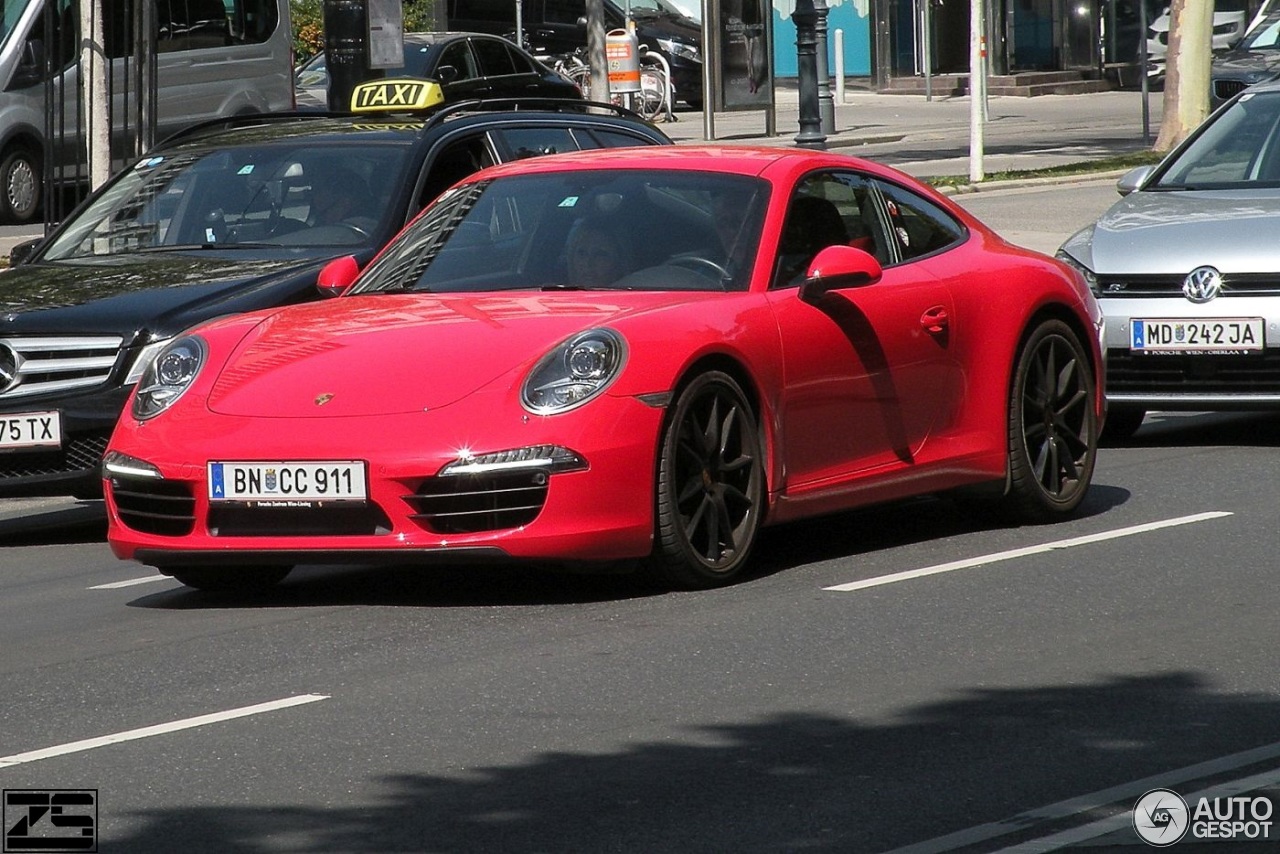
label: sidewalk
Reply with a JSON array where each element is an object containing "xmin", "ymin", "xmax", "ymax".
[{"xmin": 658, "ymin": 84, "xmax": 1165, "ymax": 180}]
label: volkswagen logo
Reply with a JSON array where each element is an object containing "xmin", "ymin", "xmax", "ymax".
[
  {"xmin": 1183, "ymin": 266, "xmax": 1223, "ymax": 303},
  {"xmin": 0, "ymin": 342, "xmax": 19, "ymax": 394}
]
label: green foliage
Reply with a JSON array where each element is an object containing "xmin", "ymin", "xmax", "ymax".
[{"xmin": 291, "ymin": 0, "xmax": 438, "ymax": 63}]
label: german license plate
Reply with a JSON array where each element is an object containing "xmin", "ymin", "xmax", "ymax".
[
  {"xmin": 0, "ymin": 410, "xmax": 61, "ymax": 451},
  {"xmin": 208, "ymin": 461, "xmax": 367, "ymax": 504},
  {"xmin": 1131, "ymin": 318, "xmax": 1264, "ymax": 353}
]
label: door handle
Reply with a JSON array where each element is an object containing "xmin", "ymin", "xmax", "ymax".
[{"xmin": 920, "ymin": 306, "xmax": 949, "ymax": 334}]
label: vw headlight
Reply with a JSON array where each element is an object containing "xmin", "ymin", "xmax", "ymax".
[
  {"xmin": 657, "ymin": 38, "xmax": 701, "ymax": 63},
  {"xmin": 1055, "ymin": 250, "xmax": 1099, "ymax": 295},
  {"xmin": 132, "ymin": 335, "xmax": 206, "ymax": 420},
  {"xmin": 522, "ymin": 329, "xmax": 626, "ymax": 414}
]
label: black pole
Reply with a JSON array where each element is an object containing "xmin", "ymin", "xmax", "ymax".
[
  {"xmin": 323, "ymin": 0, "xmax": 377, "ymax": 112},
  {"xmin": 793, "ymin": 0, "xmax": 825, "ymax": 149},
  {"xmin": 815, "ymin": 0, "xmax": 834, "ymax": 135}
]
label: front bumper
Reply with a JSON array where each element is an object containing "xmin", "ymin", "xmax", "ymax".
[
  {"xmin": 105, "ymin": 393, "xmax": 667, "ymax": 569},
  {"xmin": 0, "ymin": 388, "xmax": 130, "ymax": 497},
  {"xmin": 1100, "ymin": 294, "xmax": 1280, "ymax": 408}
]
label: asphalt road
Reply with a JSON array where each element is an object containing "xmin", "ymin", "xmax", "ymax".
[
  {"xmin": 4, "ymin": 181, "xmax": 1280, "ymax": 852},
  {"xmin": 3, "ymin": 411, "xmax": 1279, "ymax": 852}
]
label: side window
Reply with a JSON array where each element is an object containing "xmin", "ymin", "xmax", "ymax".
[
  {"xmin": 872, "ymin": 180, "xmax": 966, "ymax": 262},
  {"xmin": 157, "ymin": 0, "xmax": 232, "ymax": 53},
  {"xmin": 505, "ymin": 43, "xmax": 538, "ymax": 74},
  {"xmin": 438, "ymin": 40, "xmax": 477, "ymax": 81},
  {"xmin": 418, "ymin": 135, "xmax": 497, "ymax": 209},
  {"xmin": 542, "ymin": 0, "xmax": 583, "ymax": 25},
  {"xmin": 494, "ymin": 127, "xmax": 578, "ymax": 159},
  {"xmin": 472, "ymin": 36, "xmax": 518, "ymax": 77},
  {"xmin": 585, "ymin": 129, "xmax": 660, "ymax": 148},
  {"xmin": 772, "ymin": 171, "xmax": 884, "ymax": 288}
]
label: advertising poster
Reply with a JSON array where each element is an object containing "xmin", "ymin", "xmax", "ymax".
[{"xmin": 719, "ymin": 0, "xmax": 772, "ymax": 109}]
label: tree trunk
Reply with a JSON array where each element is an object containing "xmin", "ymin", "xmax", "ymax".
[{"xmin": 1155, "ymin": 0, "xmax": 1215, "ymax": 151}]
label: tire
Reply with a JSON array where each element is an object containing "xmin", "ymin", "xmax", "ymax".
[
  {"xmin": 1100, "ymin": 406, "xmax": 1146, "ymax": 443},
  {"xmin": 167, "ymin": 565, "xmax": 292, "ymax": 592},
  {"xmin": 649, "ymin": 371, "xmax": 764, "ymax": 588},
  {"xmin": 0, "ymin": 145, "xmax": 40, "ymax": 224},
  {"xmin": 1001, "ymin": 320, "xmax": 1098, "ymax": 522}
]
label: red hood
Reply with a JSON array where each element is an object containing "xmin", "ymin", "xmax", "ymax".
[{"xmin": 206, "ymin": 292, "xmax": 674, "ymax": 417}]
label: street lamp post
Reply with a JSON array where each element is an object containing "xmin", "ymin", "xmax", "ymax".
[
  {"xmin": 793, "ymin": 0, "xmax": 826, "ymax": 149},
  {"xmin": 814, "ymin": 0, "xmax": 835, "ymax": 135}
]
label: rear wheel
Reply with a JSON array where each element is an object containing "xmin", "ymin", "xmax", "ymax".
[
  {"xmin": 1001, "ymin": 320, "xmax": 1097, "ymax": 522},
  {"xmin": 167, "ymin": 565, "xmax": 292, "ymax": 592},
  {"xmin": 649, "ymin": 371, "xmax": 764, "ymax": 588},
  {"xmin": 0, "ymin": 145, "xmax": 40, "ymax": 224}
]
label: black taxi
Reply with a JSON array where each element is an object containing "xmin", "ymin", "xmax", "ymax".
[{"xmin": 0, "ymin": 81, "xmax": 671, "ymax": 498}]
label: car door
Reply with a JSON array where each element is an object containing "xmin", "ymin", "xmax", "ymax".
[{"xmin": 766, "ymin": 170, "xmax": 964, "ymax": 488}]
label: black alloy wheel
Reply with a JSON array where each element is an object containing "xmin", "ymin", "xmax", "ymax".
[
  {"xmin": 650, "ymin": 371, "xmax": 764, "ymax": 588},
  {"xmin": 1002, "ymin": 319, "xmax": 1098, "ymax": 521}
]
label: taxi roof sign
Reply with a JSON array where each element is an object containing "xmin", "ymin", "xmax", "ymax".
[{"xmin": 350, "ymin": 78, "xmax": 445, "ymax": 113}]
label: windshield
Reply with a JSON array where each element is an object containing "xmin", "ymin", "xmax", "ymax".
[
  {"xmin": 42, "ymin": 142, "xmax": 409, "ymax": 260},
  {"xmin": 1153, "ymin": 91, "xmax": 1280, "ymax": 189},
  {"xmin": 350, "ymin": 170, "xmax": 768, "ymax": 295},
  {"xmin": 1243, "ymin": 14, "xmax": 1280, "ymax": 50}
]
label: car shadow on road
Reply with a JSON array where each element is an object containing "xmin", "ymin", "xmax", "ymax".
[{"xmin": 101, "ymin": 670, "xmax": 1280, "ymax": 852}]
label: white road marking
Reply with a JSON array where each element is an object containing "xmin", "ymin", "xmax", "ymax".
[
  {"xmin": 824, "ymin": 512, "xmax": 1233, "ymax": 592},
  {"xmin": 0, "ymin": 694, "xmax": 329, "ymax": 769},
  {"xmin": 882, "ymin": 738, "xmax": 1280, "ymax": 854},
  {"xmin": 89, "ymin": 574, "xmax": 173, "ymax": 590}
]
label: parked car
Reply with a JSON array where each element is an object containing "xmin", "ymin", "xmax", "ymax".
[
  {"xmin": 0, "ymin": 86, "xmax": 671, "ymax": 499},
  {"xmin": 1147, "ymin": 8, "xmax": 1248, "ymax": 86},
  {"xmin": 294, "ymin": 32, "xmax": 580, "ymax": 110},
  {"xmin": 447, "ymin": 0, "xmax": 704, "ymax": 108},
  {"xmin": 103, "ymin": 146, "xmax": 1104, "ymax": 593},
  {"xmin": 1211, "ymin": 10, "xmax": 1280, "ymax": 107},
  {"xmin": 1058, "ymin": 78, "xmax": 1280, "ymax": 439}
]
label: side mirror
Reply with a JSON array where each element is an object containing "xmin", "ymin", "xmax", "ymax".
[
  {"xmin": 316, "ymin": 255, "xmax": 360, "ymax": 298},
  {"xmin": 10, "ymin": 38, "xmax": 46, "ymax": 89},
  {"xmin": 798, "ymin": 245, "xmax": 883, "ymax": 303},
  {"xmin": 1116, "ymin": 165, "xmax": 1156, "ymax": 196},
  {"xmin": 8, "ymin": 237, "xmax": 44, "ymax": 267},
  {"xmin": 435, "ymin": 64, "xmax": 459, "ymax": 84}
]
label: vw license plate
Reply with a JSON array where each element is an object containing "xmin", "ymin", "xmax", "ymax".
[
  {"xmin": 1131, "ymin": 318, "xmax": 1264, "ymax": 353},
  {"xmin": 0, "ymin": 410, "xmax": 61, "ymax": 451},
  {"xmin": 209, "ymin": 461, "xmax": 367, "ymax": 504}
]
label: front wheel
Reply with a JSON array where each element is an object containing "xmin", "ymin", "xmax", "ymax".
[
  {"xmin": 0, "ymin": 145, "xmax": 40, "ymax": 224},
  {"xmin": 167, "ymin": 565, "xmax": 292, "ymax": 592},
  {"xmin": 1001, "ymin": 320, "xmax": 1098, "ymax": 522},
  {"xmin": 648, "ymin": 371, "xmax": 764, "ymax": 589}
]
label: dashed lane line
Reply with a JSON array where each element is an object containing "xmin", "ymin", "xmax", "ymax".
[
  {"xmin": 824, "ymin": 512, "xmax": 1233, "ymax": 593},
  {"xmin": 0, "ymin": 694, "xmax": 330, "ymax": 769}
]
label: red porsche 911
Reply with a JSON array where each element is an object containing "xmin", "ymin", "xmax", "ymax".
[{"xmin": 103, "ymin": 146, "xmax": 1105, "ymax": 592}]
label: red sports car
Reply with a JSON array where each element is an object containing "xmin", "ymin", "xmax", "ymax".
[{"xmin": 103, "ymin": 146, "xmax": 1105, "ymax": 591}]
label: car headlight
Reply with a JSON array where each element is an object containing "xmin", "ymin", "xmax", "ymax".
[
  {"xmin": 132, "ymin": 335, "xmax": 207, "ymax": 420},
  {"xmin": 1055, "ymin": 250, "xmax": 1099, "ymax": 295},
  {"xmin": 522, "ymin": 329, "xmax": 626, "ymax": 414},
  {"xmin": 656, "ymin": 38, "xmax": 701, "ymax": 63},
  {"xmin": 124, "ymin": 337, "xmax": 173, "ymax": 385}
]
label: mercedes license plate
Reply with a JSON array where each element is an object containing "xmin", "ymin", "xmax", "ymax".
[
  {"xmin": 1131, "ymin": 318, "xmax": 1264, "ymax": 353},
  {"xmin": 0, "ymin": 410, "xmax": 61, "ymax": 451},
  {"xmin": 209, "ymin": 461, "xmax": 367, "ymax": 504}
]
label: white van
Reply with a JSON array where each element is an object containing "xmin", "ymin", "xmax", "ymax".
[{"xmin": 0, "ymin": 0, "xmax": 294, "ymax": 223}]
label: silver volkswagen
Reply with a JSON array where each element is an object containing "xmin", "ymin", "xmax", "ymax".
[{"xmin": 1058, "ymin": 79, "xmax": 1280, "ymax": 439}]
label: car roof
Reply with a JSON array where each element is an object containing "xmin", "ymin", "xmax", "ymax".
[
  {"xmin": 156, "ymin": 100, "xmax": 666, "ymax": 153},
  {"xmin": 472, "ymin": 144, "xmax": 893, "ymax": 181}
]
